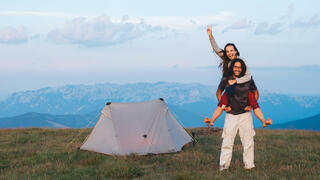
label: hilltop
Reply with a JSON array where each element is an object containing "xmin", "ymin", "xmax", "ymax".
[{"xmin": 0, "ymin": 128, "xmax": 319, "ymax": 179}]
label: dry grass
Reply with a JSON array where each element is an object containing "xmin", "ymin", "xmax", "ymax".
[{"xmin": 0, "ymin": 127, "xmax": 319, "ymax": 179}]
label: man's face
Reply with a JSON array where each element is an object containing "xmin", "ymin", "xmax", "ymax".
[
  {"xmin": 225, "ymin": 45, "xmax": 238, "ymax": 60},
  {"xmin": 233, "ymin": 62, "xmax": 242, "ymax": 77}
]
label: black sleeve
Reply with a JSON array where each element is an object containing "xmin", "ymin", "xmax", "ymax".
[
  {"xmin": 218, "ymin": 77, "xmax": 228, "ymax": 91},
  {"xmin": 249, "ymin": 78, "xmax": 258, "ymax": 92}
]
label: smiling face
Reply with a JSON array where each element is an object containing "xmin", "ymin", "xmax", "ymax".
[
  {"xmin": 233, "ymin": 62, "xmax": 242, "ymax": 77},
  {"xmin": 225, "ymin": 45, "xmax": 238, "ymax": 61}
]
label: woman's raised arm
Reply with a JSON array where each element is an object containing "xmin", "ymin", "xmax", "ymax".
[
  {"xmin": 207, "ymin": 25, "xmax": 224, "ymax": 58},
  {"xmin": 235, "ymin": 67, "xmax": 252, "ymax": 84}
]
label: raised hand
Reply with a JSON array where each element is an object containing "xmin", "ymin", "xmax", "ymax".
[{"xmin": 207, "ymin": 25, "xmax": 213, "ymax": 39}]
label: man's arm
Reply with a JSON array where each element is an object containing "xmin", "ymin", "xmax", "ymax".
[{"xmin": 217, "ymin": 77, "xmax": 228, "ymax": 101}]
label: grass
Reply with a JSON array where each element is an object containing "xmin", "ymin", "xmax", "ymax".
[{"xmin": 0, "ymin": 127, "xmax": 319, "ymax": 179}]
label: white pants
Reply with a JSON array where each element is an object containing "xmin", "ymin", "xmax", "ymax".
[{"xmin": 219, "ymin": 112, "xmax": 255, "ymax": 169}]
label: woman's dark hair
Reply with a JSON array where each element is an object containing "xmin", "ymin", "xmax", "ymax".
[
  {"xmin": 219, "ymin": 43, "xmax": 240, "ymax": 77},
  {"xmin": 228, "ymin": 58, "xmax": 247, "ymax": 78}
]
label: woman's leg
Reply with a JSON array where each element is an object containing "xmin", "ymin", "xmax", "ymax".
[
  {"xmin": 248, "ymin": 91, "xmax": 259, "ymax": 109},
  {"xmin": 247, "ymin": 91, "xmax": 272, "ymax": 127},
  {"xmin": 204, "ymin": 93, "xmax": 228, "ymax": 126},
  {"xmin": 218, "ymin": 92, "xmax": 228, "ymax": 108}
]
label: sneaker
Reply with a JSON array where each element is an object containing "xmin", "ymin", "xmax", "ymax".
[
  {"xmin": 263, "ymin": 118, "xmax": 273, "ymax": 128},
  {"xmin": 204, "ymin": 117, "xmax": 210, "ymax": 123},
  {"xmin": 219, "ymin": 165, "xmax": 229, "ymax": 171},
  {"xmin": 244, "ymin": 166, "xmax": 255, "ymax": 170},
  {"xmin": 266, "ymin": 118, "xmax": 272, "ymax": 125},
  {"xmin": 204, "ymin": 117, "xmax": 214, "ymax": 126}
]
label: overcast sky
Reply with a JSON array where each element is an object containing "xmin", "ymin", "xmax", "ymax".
[{"xmin": 0, "ymin": 0, "xmax": 319, "ymax": 97}]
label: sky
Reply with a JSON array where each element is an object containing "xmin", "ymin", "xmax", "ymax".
[{"xmin": 0, "ymin": 0, "xmax": 320, "ymax": 98}]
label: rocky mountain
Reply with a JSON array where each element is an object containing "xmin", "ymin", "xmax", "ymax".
[
  {"xmin": 0, "ymin": 82, "xmax": 320, "ymax": 128},
  {"xmin": 0, "ymin": 82, "xmax": 215, "ymax": 117}
]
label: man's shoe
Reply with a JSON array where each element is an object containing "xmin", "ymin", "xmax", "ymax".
[
  {"xmin": 244, "ymin": 166, "xmax": 255, "ymax": 170},
  {"xmin": 219, "ymin": 165, "xmax": 229, "ymax": 171}
]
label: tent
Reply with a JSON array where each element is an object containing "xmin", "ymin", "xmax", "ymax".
[{"xmin": 80, "ymin": 98, "xmax": 193, "ymax": 155}]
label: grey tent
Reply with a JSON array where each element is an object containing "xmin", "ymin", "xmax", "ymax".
[{"xmin": 80, "ymin": 99, "xmax": 193, "ymax": 155}]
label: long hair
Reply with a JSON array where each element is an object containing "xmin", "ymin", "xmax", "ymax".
[
  {"xmin": 219, "ymin": 43, "xmax": 240, "ymax": 77},
  {"xmin": 228, "ymin": 58, "xmax": 247, "ymax": 78}
]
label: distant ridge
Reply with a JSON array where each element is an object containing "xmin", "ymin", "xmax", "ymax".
[
  {"xmin": 0, "ymin": 82, "xmax": 215, "ymax": 117},
  {"xmin": 1, "ymin": 111, "xmax": 320, "ymax": 130},
  {"xmin": 0, "ymin": 82, "xmax": 320, "ymax": 128},
  {"xmin": 0, "ymin": 105, "xmax": 205, "ymax": 129},
  {"xmin": 269, "ymin": 114, "xmax": 320, "ymax": 131},
  {"xmin": 0, "ymin": 111, "xmax": 99, "ymax": 129}
]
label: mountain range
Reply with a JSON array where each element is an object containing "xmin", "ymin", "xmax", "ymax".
[
  {"xmin": 269, "ymin": 114, "xmax": 320, "ymax": 131},
  {"xmin": 0, "ymin": 82, "xmax": 319, "ymax": 128}
]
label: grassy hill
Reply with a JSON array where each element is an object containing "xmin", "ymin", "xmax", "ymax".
[{"xmin": 0, "ymin": 128, "xmax": 319, "ymax": 179}]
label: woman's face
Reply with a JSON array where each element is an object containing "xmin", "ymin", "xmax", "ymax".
[{"xmin": 225, "ymin": 45, "xmax": 238, "ymax": 60}]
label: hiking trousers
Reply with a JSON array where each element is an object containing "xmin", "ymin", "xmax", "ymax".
[{"xmin": 219, "ymin": 112, "xmax": 255, "ymax": 169}]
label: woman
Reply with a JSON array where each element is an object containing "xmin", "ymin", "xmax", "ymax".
[{"xmin": 204, "ymin": 25, "xmax": 272, "ymax": 127}]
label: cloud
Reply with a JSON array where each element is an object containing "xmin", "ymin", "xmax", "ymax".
[
  {"xmin": 140, "ymin": 12, "xmax": 234, "ymax": 31},
  {"xmin": 292, "ymin": 14, "xmax": 320, "ymax": 28},
  {"xmin": 0, "ymin": 11, "xmax": 235, "ymax": 33},
  {"xmin": 0, "ymin": 11, "xmax": 91, "ymax": 19},
  {"xmin": 280, "ymin": 3, "xmax": 294, "ymax": 19},
  {"xmin": 222, "ymin": 19, "xmax": 253, "ymax": 33},
  {"xmin": 47, "ymin": 15, "xmax": 165, "ymax": 47},
  {"xmin": 254, "ymin": 21, "xmax": 284, "ymax": 35},
  {"xmin": 172, "ymin": 64, "xmax": 180, "ymax": 69},
  {"xmin": 0, "ymin": 26, "xmax": 29, "ymax": 44}
]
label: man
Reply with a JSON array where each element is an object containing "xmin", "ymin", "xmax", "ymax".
[{"xmin": 218, "ymin": 58, "xmax": 256, "ymax": 171}]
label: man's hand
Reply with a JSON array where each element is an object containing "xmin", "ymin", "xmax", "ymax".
[
  {"xmin": 244, "ymin": 106, "xmax": 252, "ymax": 112},
  {"xmin": 207, "ymin": 25, "xmax": 213, "ymax": 39},
  {"xmin": 228, "ymin": 80, "xmax": 237, "ymax": 85},
  {"xmin": 225, "ymin": 106, "xmax": 231, "ymax": 112}
]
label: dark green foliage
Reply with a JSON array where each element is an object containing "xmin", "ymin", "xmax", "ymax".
[{"xmin": 0, "ymin": 128, "xmax": 319, "ymax": 179}]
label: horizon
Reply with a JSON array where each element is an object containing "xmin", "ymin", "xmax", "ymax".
[
  {"xmin": 1, "ymin": 65, "xmax": 320, "ymax": 99},
  {"xmin": 1, "ymin": 0, "xmax": 320, "ymax": 99},
  {"xmin": 1, "ymin": 73, "xmax": 320, "ymax": 101}
]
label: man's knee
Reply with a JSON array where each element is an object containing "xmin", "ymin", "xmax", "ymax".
[
  {"xmin": 241, "ymin": 137, "xmax": 254, "ymax": 149},
  {"xmin": 222, "ymin": 142, "xmax": 234, "ymax": 149}
]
